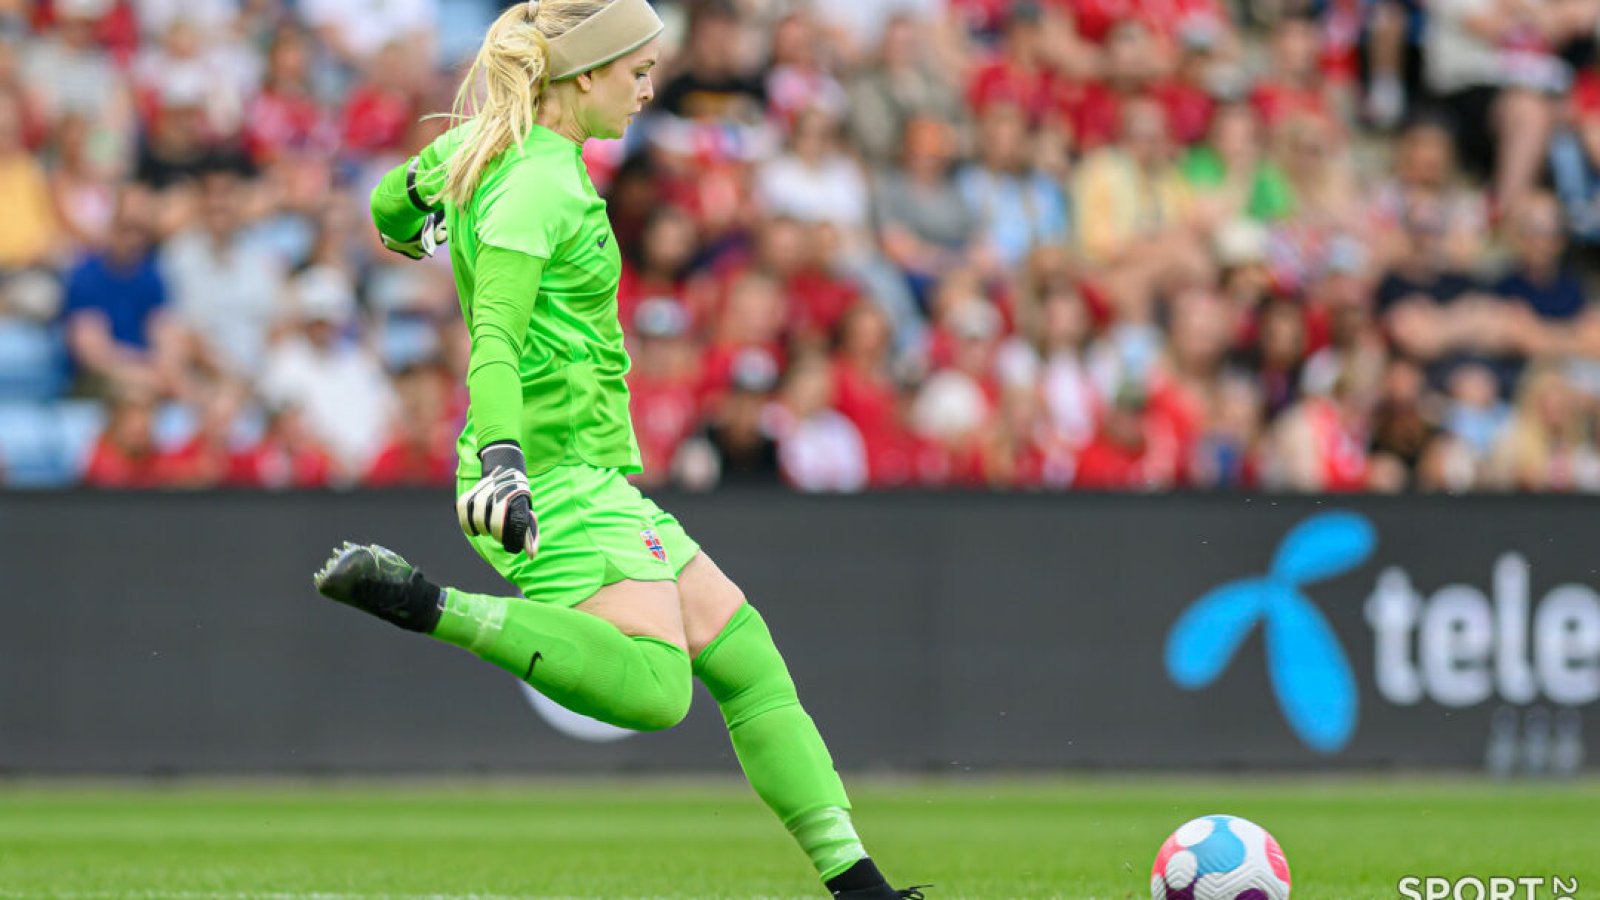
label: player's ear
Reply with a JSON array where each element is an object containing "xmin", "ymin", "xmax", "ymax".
[{"xmin": 574, "ymin": 70, "xmax": 594, "ymax": 92}]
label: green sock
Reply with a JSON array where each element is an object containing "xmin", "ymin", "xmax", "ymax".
[
  {"xmin": 434, "ymin": 588, "xmax": 691, "ymax": 732},
  {"xmin": 693, "ymin": 603, "xmax": 866, "ymax": 881}
]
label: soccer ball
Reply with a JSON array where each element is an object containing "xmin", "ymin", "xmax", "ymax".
[{"xmin": 1150, "ymin": 814, "xmax": 1291, "ymax": 900}]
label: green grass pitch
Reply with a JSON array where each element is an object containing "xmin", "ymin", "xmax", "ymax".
[{"xmin": 0, "ymin": 777, "xmax": 1595, "ymax": 899}]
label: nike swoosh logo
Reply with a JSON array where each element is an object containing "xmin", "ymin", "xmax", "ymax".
[
  {"xmin": 597, "ymin": 235, "xmax": 609, "ymax": 248},
  {"xmin": 523, "ymin": 651, "xmax": 544, "ymax": 680}
]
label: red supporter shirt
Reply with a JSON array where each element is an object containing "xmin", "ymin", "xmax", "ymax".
[
  {"xmin": 363, "ymin": 439, "xmax": 456, "ymax": 487},
  {"xmin": 629, "ymin": 372, "xmax": 701, "ymax": 476},
  {"xmin": 340, "ymin": 85, "xmax": 413, "ymax": 156},
  {"xmin": 968, "ymin": 58, "xmax": 1057, "ymax": 122}
]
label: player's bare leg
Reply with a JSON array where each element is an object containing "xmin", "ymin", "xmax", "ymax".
[{"xmin": 677, "ymin": 552, "xmax": 924, "ymax": 899}]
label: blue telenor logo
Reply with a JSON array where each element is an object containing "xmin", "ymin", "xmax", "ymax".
[{"xmin": 1165, "ymin": 512, "xmax": 1376, "ymax": 753}]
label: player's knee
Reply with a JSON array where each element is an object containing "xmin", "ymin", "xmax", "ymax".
[{"xmin": 622, "ymin": 678, "xmax": 692, "ymax": 732}]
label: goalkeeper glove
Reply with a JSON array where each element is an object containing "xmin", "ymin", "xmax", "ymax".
[
  {"xmin": 456, "ymin": 441, "xmax": 539, "ymax": 557},
  {"xmin": 380, "ymin": 211, "xmax": 447, "ymax": 260}
]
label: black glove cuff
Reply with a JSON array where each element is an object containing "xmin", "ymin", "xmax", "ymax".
[
  {"xmin": 478, "ymin": 441, "xmax": 526, "ymax": 476},
  {"xmin": 405, "ymin": 157, "xmax": 439, "ymax": 214}
]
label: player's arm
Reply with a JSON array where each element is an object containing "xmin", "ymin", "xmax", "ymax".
[
  {"xmin": 369, "ymin": 132, "xmax": 453, "ymax": 259},
  {"xmin": 455, "ymin": 244, "xmax": 545, "ymax": 557}
]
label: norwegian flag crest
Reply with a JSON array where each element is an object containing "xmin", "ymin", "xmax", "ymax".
[{"xmin": 640, "ymin": 529, "xmax": 667, "ymax": 563}]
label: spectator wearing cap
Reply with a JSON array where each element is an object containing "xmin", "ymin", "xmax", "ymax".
[
  {"xmin": 772, "ymin": 352, "xmax": 868, "ymax": 493},
  {"xmin": 681, "ymin": 345, "xmax": 783, "ymax": 488},
  {"xmin": 845, "ymin": 14, "xmax": 967, "ymax": 167},
  {"xmin": 698, "ymin": 270, "xmax": 788, "ymax": 412},
  {"xmin": 955, "ymin": 101, "xmax": 1070, "ymax": 272},
  {"xmin": 160, "ymin": 169, "xmax": 283, "ymax": 377},
  {"xmin": 62, "ymin": 188, "xmax": 185, "ymax": 398},
  {"xmin": 627, "ymin": 297, "xmax": 701, "ymax": 487},
  {"xmin": 258, "ymin": 265, "xmax": 395, "ymax": 479},
  {"xmin": 910, "ymin": 298, "xmax": 1003, "ymax": 485}
]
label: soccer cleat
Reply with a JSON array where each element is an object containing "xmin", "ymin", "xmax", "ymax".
[
  {"xmin": 831, "ymin": 886, "xmax": 928, "ymax": 899},
  {"xmin": 312, "ymin": 542, "xmax": 444, "ymax": 634}
]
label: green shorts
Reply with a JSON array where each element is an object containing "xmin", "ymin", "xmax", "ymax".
[{"xmin": 459, "ymin": 463, "xmax": 700, "ymax": 608}]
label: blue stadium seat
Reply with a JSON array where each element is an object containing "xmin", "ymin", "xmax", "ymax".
[
  {"xmin": 54, "ymin": 400, "xmax": 107, "ymax": 482},
  {"xmin": 0, "ymin": 320, "xmax": 67, "ymax": 402},
  {"xmin": 0, "ymin": 403, "xmax": 68, "ymax": 487}
]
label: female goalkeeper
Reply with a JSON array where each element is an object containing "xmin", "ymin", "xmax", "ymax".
[{"xmin": 311, "ymin": 2, "xmax": 919, "ymax": 897}]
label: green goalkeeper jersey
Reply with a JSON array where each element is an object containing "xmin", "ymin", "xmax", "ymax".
[{"xmin": 370, "ymin": 123, "xmax": 640, "ymax": 480}]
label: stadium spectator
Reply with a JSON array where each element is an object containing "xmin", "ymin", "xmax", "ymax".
[
  {"xmin": 955, "ymin": 100, "xmax": 1070, "ymax": 270},
  {"xmin": 1488, "ymin": 363, "xmax": 1600, "ymax": 490},
  {"xmin": 363, "ymin": 363, "xmax": 456, "ymax": 487},
  {"xmin": 234, "ymin": 403, "xmax": 337, "ymax": 490},
  {"xmin": 0, "ymin": 96, "xmax": 62, "ymax": 280},
  {"xmin": 1179, "ymin": 102, "xmax": 1295, "ymax": 224},
  {"xmin": 1423, "ymin": 0, "xmax": 1588, "ymax": 216},
  {"xmin": 159, "ymin": 168, "xmax": 283, "ymax": 378},
  {"xmin": 61, "ymin": 188, "xmax": 183, "ymax": 398},
  {"xmin": 258, "ymin": 265, "xmax": 395, "ymax": 480},
  {"xmin": 874, "ymin": 115, "xmax": 979, "ymax": 307},
  {"xmin": 81, "ymin": 385, "xmax": 178, "ymax": 488},
  {"xmin": 755, "ymin": 105, "xmax": 871, "ymax": 233},
  {"xmin": 46, "ymin": 112, "xmax": 119, "ymax": 249},
  {"xmin": 627, "ymin": 298, "xmax": 701, "ymax": 487},
  {"xmin": 845, "ymin": 13, "xmax": 967, "ymax": 165},
  {"xmin": 773, "ymin": 352, "xmax": 869, "ymax": 492}
]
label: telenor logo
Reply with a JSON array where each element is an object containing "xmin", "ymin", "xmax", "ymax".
[{"xmin": 1165, "ymin": 511, "xmax": 1376, "ymax": 753}]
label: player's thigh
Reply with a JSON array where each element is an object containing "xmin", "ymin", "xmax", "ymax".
[
  {"xmin": 675, "ymin": 551, "xmax": 748, "ymax": 659},
  {"xmin": 575, "ymin": 577, "xmax": 687, "ymax": 651}
]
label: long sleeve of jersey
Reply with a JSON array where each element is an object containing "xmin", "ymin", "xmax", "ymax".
[
  {"xmin": 369, "ymin": 139, "xmax": 451, "ymax": 241},
  {"xmin": 466, "ymin": 244, "xmax": 547, "ymax": 448}
]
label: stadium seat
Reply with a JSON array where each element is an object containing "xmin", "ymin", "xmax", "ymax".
[
  {"xmin": 0, "ymin": 320, "xmax": 67, "ymax": 402},
  {"xmin": 0, "ymin": 403, "xmax": 69, "ymax": 488}
]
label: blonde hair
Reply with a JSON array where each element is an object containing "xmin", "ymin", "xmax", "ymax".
[{"xmin": 441, "ymin": 0, "xmax": 615, "ymax": 207}]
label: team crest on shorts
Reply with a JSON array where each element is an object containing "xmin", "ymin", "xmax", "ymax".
[{"xmin": 640, "ymin": 529, "xmax": 667, "ymax": 563}]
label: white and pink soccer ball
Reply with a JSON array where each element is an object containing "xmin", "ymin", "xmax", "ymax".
[{"xmin": 1151, "ymin": 814, "xmax": 1291, "ymax": 900}]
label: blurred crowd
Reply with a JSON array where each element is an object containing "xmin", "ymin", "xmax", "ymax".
[{"xmin": 11, "ymin": 0, "xmax": 1600, "ymax": 492}]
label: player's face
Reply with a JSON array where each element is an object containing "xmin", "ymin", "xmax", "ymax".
[{"xmin": 581, "ymin": 38, "xmax": 659, "ymax": 140}]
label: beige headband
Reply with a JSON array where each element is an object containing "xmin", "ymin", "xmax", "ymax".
[{"xmin": 545, "ymin": 0, "xmax": 663, "ymax": 81}]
